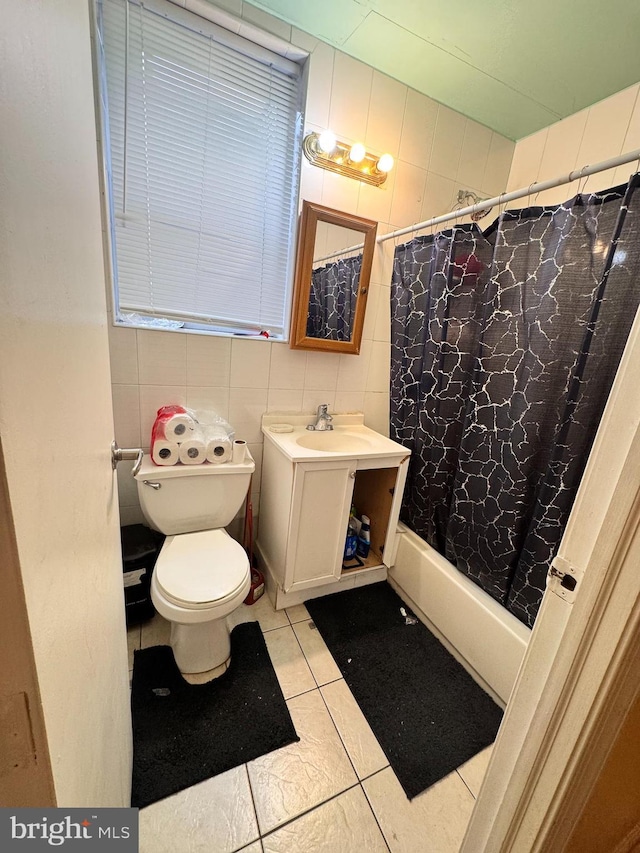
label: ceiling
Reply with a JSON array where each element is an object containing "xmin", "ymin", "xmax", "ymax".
[{"xmin": 246, "ymin": 0, "xmax": 640, "ymax": 141}]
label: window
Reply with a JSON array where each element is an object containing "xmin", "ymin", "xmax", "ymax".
[{"xmin": 96, "ymin": 0, "xmax": 305, "ymax": 338}]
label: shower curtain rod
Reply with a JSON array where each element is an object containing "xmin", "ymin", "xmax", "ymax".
[
  {"xmin": 316, "ymin": 147, "xmax": 640, "ymax": 262},
  {"xmin": 313, "ymin": 247, "xmax": 363, "ymax": 264}
]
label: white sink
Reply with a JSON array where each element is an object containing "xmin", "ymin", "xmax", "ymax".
[
  {"xmin": 262, "ymin": 414, "xmax": 410, "ymax": 463},
  {"xmin": 296, "ymin": 430, "xmax": 373, "ymax": 453}
]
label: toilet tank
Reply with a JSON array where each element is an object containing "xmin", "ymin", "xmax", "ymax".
[{"xmin": 134, "ymin": 452, "xmax": 255, "ymax": 535}]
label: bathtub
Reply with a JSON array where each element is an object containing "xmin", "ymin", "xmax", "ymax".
[{"xmin": 389, "ymin": 524, "xmax": 531, "ymax": 707}]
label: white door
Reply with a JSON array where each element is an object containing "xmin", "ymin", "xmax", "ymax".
[{"xmin": 0, "ymin": 0, "xmax": 131, "ymax": 807}]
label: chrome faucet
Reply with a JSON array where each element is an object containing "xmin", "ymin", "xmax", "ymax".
[{"xmin": 307, "ymin": 403, "xmax": 334, "ymax": 431}]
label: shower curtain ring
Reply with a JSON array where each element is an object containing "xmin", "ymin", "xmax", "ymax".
[{"xmin": 577, "ymin": 164, "xmax": 590, "ymax": 196}]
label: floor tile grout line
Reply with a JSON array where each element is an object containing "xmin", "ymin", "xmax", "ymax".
[
  {"xmin": 456, "ymin": 768, "xmax": 477, "ymax": 801},
  {"xmin": 317, "ymin": 679, "xmax": 392, "ymax": 786},
  {"xmin": 260, "ymin": 620, "xmax": 318, "ymax": 700},
  {"xmin": 241, "ymin": 763, "xmax": 262, "ymax": 850},
  {"xmin": 259, "ymin": 621, "xmax": 289, "ymax": 634},
  {"xmin": 257, "ymin": 625, "xmax": 378, "ymax": 845},
  {"xmin": 291, "ymin": 617, "xmax": 346, "ymax": 691},
  {"xmin": 260, "ymin": 612, "xmax": 340, "ymax": 699},
  {"xmin": 283, "ymin": 603, "xmax": 312, "ymax": 627},
  {"xmin": 317, "ymin": 674, "xmax": 343, "ymax": 688},
  {"xmin": 285, "ymin": 682, "xmax": 326, "ymax": 701},
  {"xmin": 258, "ymin": 780, "xmax": 363, "ymax": 844},
  {"xmin": 316, "ymin": 680, "xmax": 362, "ymax": 782},
  {"xmin": 358, "ymin": 779, "xmax": 393, "ymax": 853},
  {"xmin": 292, "ymin": 615, "xmax": 390, "ymax": 785},
  {"xmin": 360, "ymin": 773, "xmax": 396, "ymax": 853},
  {"xmin": 359, "ymin": 762, "xmax": 391, "ymax": 783},
  {"xmin": 289, "ymin": 618, "xmax": 323, "ymax": 690},
  {"xmin": 268, "ymin": 604, "xmax": 485, "ymax": 804}
]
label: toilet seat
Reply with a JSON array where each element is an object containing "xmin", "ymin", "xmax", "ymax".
[{"xmin": 155, "ymin": 529, "xmax": 250, "ymax": 611}]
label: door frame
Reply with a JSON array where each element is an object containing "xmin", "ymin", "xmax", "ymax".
[
  {"xmin": 0, "ymin": 440, "xmax": 55, "ymax": 806},
  {"xmin": 463, "ymin": 306, "xmax": 640, "ymax": 850}
]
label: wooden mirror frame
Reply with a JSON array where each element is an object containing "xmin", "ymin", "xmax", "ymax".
[{"xmin": 289, "ymin": 201, "xmax": 378, "ymax": 354}]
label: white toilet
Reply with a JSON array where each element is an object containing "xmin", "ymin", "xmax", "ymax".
[{"xmin": 134, "ymin": 452, "xmax": 255, "ymax": 676}]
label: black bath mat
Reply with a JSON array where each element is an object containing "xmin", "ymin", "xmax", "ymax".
[
  {"xmin": 305, "ymin": 582, "xmax": 503, "ymax": 800},
  {"xmin": 131, "ymin": 621, "xmax": 299, "ymax": 809}
]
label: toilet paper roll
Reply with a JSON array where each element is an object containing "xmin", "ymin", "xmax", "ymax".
[
  {"xmin": 159, "ymin": 412, "xmax": 196, "ymax": 442},
  {"xmin": 232, "ymin": 440, "xmax": 247, "ymax": 464},
  {"xmin": 152, "ymin": 440, "xmax": 180, "ymax": 466},
  {"xmin": 178, "ymin": 436, "xmax": 208, "ymax": 465},
  {"xmin": 206, "ymin": 436, "xmax": 232, "ymax": 464}
]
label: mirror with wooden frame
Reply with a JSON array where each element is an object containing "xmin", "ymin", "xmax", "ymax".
[{"xmin": 289, "ymin": 201, "xmax": 378, "ymax": 354}]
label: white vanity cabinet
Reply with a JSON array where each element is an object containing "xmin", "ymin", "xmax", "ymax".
[{"xmin": 256, "ymin": 415, "xmax": 410, "ymax": 608}]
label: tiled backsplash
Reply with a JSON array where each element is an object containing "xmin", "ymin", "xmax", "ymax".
[{"xmin": 109, "ymin": 0, "xmax": 516, "ymax": 526}]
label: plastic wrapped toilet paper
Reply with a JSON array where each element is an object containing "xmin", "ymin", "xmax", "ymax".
[
  {"xmin": 178, "ymin": 435, "xmax": 208, "ymax": 465},
  {"xmin": 199, "ymin": 423, "xmax": 233, "ymax": 464},
  {"xmin": 158, "ymin": 411, "xmax": 196, "ymax": 441},
  {"xmin": 149, "ymin": 404, "xmax": 236, "ymax": 466},
  {"xmin": 152, "ymin": 440, "xmax": 180, "ymax": 466}
]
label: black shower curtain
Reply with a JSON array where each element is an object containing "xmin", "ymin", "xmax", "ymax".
[
  {"xmin": 307, "ymin": 255, "xmax": 362, "ymax": 342},
  {"xmin": 390, "ymin": 175, "xmax": 640, "ymax": 627}
]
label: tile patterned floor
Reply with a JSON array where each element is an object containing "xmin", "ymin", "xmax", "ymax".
[{"xmin": 127, "ymin": 594, "xmax": 492, "ymax": 853}]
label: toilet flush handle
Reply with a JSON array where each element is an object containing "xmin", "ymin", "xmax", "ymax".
[
  {"xmin": 143, "ymin": 480, "xmax": 161, "ymax": 490},
  {"xmin": 111, "ymin": 440, "xmax": 144, "ymax": 477}
]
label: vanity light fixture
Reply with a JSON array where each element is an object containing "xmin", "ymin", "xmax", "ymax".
[{"xmin": 302, "ymin": 131, "xmax": 394, "ymax": 187}]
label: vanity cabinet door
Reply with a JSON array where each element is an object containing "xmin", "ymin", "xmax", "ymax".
[{"xmin": 283, "ymin": 459, "xmax": 356, "ymax": 593}]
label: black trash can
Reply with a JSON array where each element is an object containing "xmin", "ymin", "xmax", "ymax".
[{"xmin": 120, "ymin": 524, "xmax": 164, "ymax": 626}]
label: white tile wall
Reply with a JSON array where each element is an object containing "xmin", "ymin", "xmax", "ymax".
[
  {"xmin": 185, "ymin": 334, "xmax": 231, "ymax": 386},
  {"xmin": 536, "ymin": 109, "xmax": 589, "ymax": 185},
  {"xmin": 185, "ymin": 386, "xmax": 230, "ymax": 420},
  {"xmin": 304, "ymin": 351, "xmax": 339, "ymax": 391},
  {"xmin": 230, "ymin": 339, "xmax": 272, "ymax": 389},
  {"xmin": 389, "ymin": 161, "xmax": 427, "ymax": 227},
  {"xmin": 328, "ymin": 52, "xmax": 373, "ymax": 143},
  {"xmin": 365, "ymin": 72, "xmax": 406, "ymax": 156},
  {"xmin": 267, "ymin": 388, "xmax": 304, "ymax": 413},
  {"xmin": 398, "ymin": 88, "xmax": 439, "ymax": 169},
  {"xmin": 506, "ymin": 83, "xmax": 640, "ymax": 203},
  {"xmin": 137, "ymin": 330, "xmax": 187, "ymax": 386},
  {"xmin": 110, "ymin": 0, "xmax": 516, "ymax": 524},
  {"xmin": 457, "ymin": 120, "xmax": 493, "ymax": 190},
  {"xmin": 429, "ymin": 106, "xmax": 467, "ymax": 182}
]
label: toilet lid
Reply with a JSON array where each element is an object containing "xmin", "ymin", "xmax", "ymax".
[{"xmin": 155, "ymin": 530, "xmax": 249, "ymax": 607}]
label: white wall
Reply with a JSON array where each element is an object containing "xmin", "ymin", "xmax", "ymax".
[
  {"xmin": 507, "ymin": 83, "xmax": 640, "ymax": 203},
  {"xmin": 110, "ymin": 0, "xmax": 515, "ymax": 526},
  {"xmin": 0, "ymin": 0, "xmax": 131, "ymax": 806}
]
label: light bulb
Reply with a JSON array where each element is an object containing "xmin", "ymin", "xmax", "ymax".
[
  {"xmin": 349, "ymin": 142, "xmax": 366, "ymax": 163},
  {"xmin": 376, "ymin": 153, "xmax": 394, "ymax": 173},
  {"xmin": 317, "ymin": 130, "xmax": 337, "ymax": 154}
]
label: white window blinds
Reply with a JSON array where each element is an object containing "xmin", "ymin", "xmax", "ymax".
[{"xmin": 97, "ymin": 0, "xmax": 304, "ymax": 338}]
